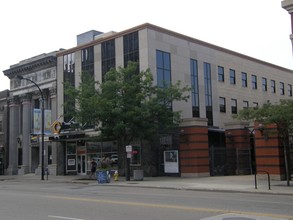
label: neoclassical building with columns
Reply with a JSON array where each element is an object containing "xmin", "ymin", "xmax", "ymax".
[{"xmin": 3, "ymin": 51, "xmax": 61, "ymax": 175}]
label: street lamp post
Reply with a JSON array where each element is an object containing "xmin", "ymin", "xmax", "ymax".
[{"xmin": 17, "ymin": 75, "xmax": 45, "ymax": 180}]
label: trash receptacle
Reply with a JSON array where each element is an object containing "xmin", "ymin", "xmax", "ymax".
[{"xmin": 133, "ymin": 170, "xmax": 144, "ymax": 181}]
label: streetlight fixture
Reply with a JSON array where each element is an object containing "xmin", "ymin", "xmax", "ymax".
[{"xmin": 17, "ymin": 75, "xmax": 45, "ymax": 180}]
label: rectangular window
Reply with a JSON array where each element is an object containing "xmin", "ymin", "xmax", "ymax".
[
  {"xmin": 241, "ymin": 72, "xmax": 247, "ymax": 87},
  {"xmin": 102, "ymin": 40, "xmax": 116, "ymax": 80},
  {"xmin": 271, "ymin": 80, "xmax": 276, "ymax": 93},
  {"xmin": 204, "ymin": 62, "xmax": 213, "ymax": 126},
  {"xmin": 190, "ymin": 59, "xmax": 199, "ymax": 117},
  {"xmin": 262, "ymin": 77, "xmax": 267, "ymax": 92},
  {"xmin": 231, "ymin": 99, "xmax": 237, "ymax": 114},
  {"xmin": 229, "ymin": 69, "xmax": 236, "ymax": 85},
  {"xmin": 123, "ymin": 31, "xmax": 139, "ymax": 68},
  {"xmin": 243, "ymin": 101, "xmax": 249, "ymax": 109},
  {"xmin": 251, "ymin": 75, "xmax": 257, "ymax": 89},
  {"xmin": 63, "ymin": 53, "xmax": 76, "ymax": 122},
  {"xmin": 218, "ymin": 66, "xmax": 224, "ymax": 82},
  {"xmin": 219, "ymin": 97, "xmax": 226, "ymax": 113},
  {"xmin": 253, "ymin": 102, "xmax": 258, "ymax": 109},
  {"xmin": 288, "ymin": 84, "xmax": 292, "ymax": 97},
  {"xmin": 156, "ymin": 50, "xmax": 171, "ymax": 87},
  {"xmin": 81, "ymin": 46, "xmax": 94, "ymax": 78},
  {"xmin": 280, "ymin": 82, "xmax": 285, "ymax": 95}
]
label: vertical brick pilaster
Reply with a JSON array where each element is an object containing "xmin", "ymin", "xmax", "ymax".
[
  {"xmin": 254, "ymin": 123, "xmax": 285, "ymax": 180},
  {"xmin": 179, "ymin": 118, "xmax": 209, "ymax": 177}
]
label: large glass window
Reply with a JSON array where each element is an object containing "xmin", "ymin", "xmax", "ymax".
[
  {"xmin": 218, "ymin": 66, "xmax": 224, "ymax": 82},
  {"xmin": 280, "ymin": 82, "xmax": 285, "ymax": 95},
  {"xmin": 81, "ymin": 46, "xmax": 94, "ymax": 78},
  {"xmin": 204, "ymin": 62, "xmax": 213, "ymax": 126},
  {"xmin": 262, "ymin": 77, "xmax": 267, "ymax": 92},
  {"xmin": 190, "ymin": 59, "xmax": 199, "ymax": 117},
  {"xmin": 63, "ymin": 53, "xmax": 75, "ymax": 122},
  {"xmin": 102, "ymin": 39, "xmax": 115, "ymax": 80},
  {"xmin": 231, "ymin": 99, "xmax": 237, "ymax": 114},
  {"xmin": 243, "ymin": 100, "xmax": 249, "ymax": 109},
  {"xmin": 219, "ymin": 97, "xmax": 226, "ymax": 113},
  {"xmin": 241, "ymin": 72, "xmax": 247, "ymax": 87},
  {"xmin": 271, "ymin": 80, "xmax": 276, "ymax": 93},
  {"xmin": 156, "ymin": 50, "xmax": 171, "ymax": 87},
  {"xmin": 288, "ymin": 84, "xmax": 292, "ymax": 97},
  {"xmin": 229, "ymin": 69, "xmax": 236, "ymax": 85},
  {"xmin": 251, "ymin": 75, "xmax": 257, "ymax": 89},
  {"xmin": 123, "ymin": 31, "xmax": 139, "ymax": 68}
]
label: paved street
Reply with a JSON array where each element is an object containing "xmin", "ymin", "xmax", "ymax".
[{"xmin": 0, "ymin": 174, "xmax": 292, "ymax": 220}]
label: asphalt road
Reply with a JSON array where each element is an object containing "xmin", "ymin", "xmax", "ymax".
[{"xmin": 0, "ymin": 180, "xmax": 292, "ymax": 220}]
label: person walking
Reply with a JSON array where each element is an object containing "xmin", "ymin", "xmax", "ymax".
[{"xmin": 90, "ymin": 159, "xmax": 97, "ymax": 179}]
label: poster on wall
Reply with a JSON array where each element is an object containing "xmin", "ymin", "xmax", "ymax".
[{"xmin": 164, "ymin": 150, "xmax": 179, "ymax": 173}]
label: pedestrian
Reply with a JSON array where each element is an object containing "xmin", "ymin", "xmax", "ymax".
[{"xmin": 90, "ymin": 159, "xmax": 97, "ymax": 179}]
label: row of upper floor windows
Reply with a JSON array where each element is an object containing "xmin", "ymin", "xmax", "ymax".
[
  {"xmin": 219, "ymin": 97, "xmax": 260, "ymax": 115},
  {"xmin": 218, "ymin": 66, "xmax": 292, "ymax": 97}
]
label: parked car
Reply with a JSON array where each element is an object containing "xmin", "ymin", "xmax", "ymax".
[{"xmin": 110, "ymin": 154, "xmax": 118, "ymax": 165}]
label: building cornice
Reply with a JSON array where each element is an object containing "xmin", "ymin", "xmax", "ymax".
[
  {"xmin": 57, "ymin": 23, "xmax": 293, "ymax": 73},
  {"xmin": 3, "ymin": 56, "xmax": 57, "ymax": 79}
]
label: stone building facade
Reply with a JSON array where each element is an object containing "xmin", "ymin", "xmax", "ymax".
[{"xmin": 3, "ymin": 51, "xmax": 60, "ymax": 175}]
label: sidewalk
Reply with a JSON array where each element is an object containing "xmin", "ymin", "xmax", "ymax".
[{"xmin": 1, "ymin": 174, "xmax": 292, "ymax": 195}]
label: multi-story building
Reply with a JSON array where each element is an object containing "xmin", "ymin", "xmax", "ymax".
[
  {"xmin": 3, "ymin": 51, "xmax": 60, "ymax": 175},
  {"xmin": 54, "ymin": 23, "xmax": 293, "ymax": 178},
  {"xmin": 2, "ymin": 23, "xmax": 292, "ymax": 178}
]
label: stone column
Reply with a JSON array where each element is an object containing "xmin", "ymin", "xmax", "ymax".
[
  {"xmin": 19, "ymin": 94, "xmax": 32, "ymax": 174},
  {"xmin": 7, "ymin": 97, "xmax": 20, "ymax": 175},
  {"xmin": 49, "ymin": 87, "xmax": 58, "ymax": 175}
]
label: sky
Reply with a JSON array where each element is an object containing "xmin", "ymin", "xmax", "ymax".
[{"xmin": 1, "ymin": 0, "xmax": 292, "ymax": 91}]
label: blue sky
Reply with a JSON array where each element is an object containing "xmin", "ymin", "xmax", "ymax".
[{"xmin": 1, "ymin": 0, "xmax": 292, "ymax": 90}]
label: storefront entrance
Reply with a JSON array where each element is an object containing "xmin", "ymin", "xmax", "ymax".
[{"xmin": 77, "ymin": 154, "xmax": 86, "ymax": 175}]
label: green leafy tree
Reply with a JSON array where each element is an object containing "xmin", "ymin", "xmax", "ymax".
[
  {"xmin": 96, "ymin": 62, "xmax": 190, "ymax": 174},
  {"xmin": 64, "ymin": 62, "xmax": 190, "ymax": 176},
  {"xmin": 63, "ymin": 72, "xmax": 99, "ymax": 128},
  {"xmin": 235, "ymin": 100, "xmax": 293, "ymax": 186}
]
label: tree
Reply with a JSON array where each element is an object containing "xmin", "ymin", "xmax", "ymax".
[
  {"xmin": 96, "ymin": 62, "xmax": 190, "ymax": 178},
  {"xmin": 64, "ymin": 72, "xmax": 99, "ymax": 128},
  {"xmin": 64, "ymin": 62, "xmax": 190, "ymax": 178},
  {"xmin": 235, "ymin": 100, "xmax": 293, "ymax": 186}
]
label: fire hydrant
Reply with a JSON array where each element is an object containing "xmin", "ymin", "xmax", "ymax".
[{"xmin": 113, "ymin": 170, "xmax": 119, "ymax": 181}]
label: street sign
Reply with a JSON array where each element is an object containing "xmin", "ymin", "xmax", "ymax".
[{"xmin": 126, "ymin": 145, "xmax": 132, "ymax": 152}]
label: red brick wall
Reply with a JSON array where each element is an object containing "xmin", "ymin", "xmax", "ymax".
[
  {"xmin": 254, "ymin": 123, "xmax": 285, "ymax": 179},
  {"xmin": 179, "ymin": 126, "xmax": 209, "ymax": 175}
]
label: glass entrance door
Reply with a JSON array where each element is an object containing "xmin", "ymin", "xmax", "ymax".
[{"xmin": 77, "ymin": 154, "xmax": 86, "ymax": 175}]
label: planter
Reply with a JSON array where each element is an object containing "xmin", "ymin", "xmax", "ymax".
[{"xmin": 96, "ymin": 170, "xmax": 110, "ymax": 183}]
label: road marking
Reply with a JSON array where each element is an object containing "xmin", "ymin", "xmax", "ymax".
[
  {"xmin": 46, "ymin": 195, "xmax": 293, "ymax": 219},
  {"xmin": 48, "ymin": 215, "xmax": 85, "ymax": 220}
]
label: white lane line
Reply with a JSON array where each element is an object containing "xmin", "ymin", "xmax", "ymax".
[{"xmin": 48, "ymin": 215, "xmax": 85, "ymax": 220}]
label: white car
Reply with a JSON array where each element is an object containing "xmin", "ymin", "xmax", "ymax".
[{"xmin": 110, "ymin": 154, "xmax": 118, "ymax": 164}]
